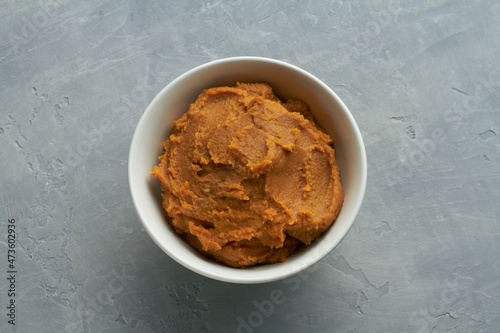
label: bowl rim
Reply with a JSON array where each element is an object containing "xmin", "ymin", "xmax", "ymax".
[{"xmin": 128, "ymin": 56, "xmax": 367, "ymax": 284}]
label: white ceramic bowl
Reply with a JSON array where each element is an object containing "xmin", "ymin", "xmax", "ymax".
[{"xmin": 129, "ymin": 56, "xmax": 366, "ymax": 284}]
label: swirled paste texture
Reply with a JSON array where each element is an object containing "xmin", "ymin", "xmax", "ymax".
[{"xmin": 151, "ymin": 83, "xmax": 343, "ymax": 268}]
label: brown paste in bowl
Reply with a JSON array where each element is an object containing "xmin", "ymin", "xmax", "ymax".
[{"xmin": 151, "ymin": 83, "xmax": 343, "ymax": 268}]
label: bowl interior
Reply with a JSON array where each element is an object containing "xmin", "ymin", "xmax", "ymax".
[{"xmin": 129, "ymin": 57, "xmax": 366, "ymax": 283}]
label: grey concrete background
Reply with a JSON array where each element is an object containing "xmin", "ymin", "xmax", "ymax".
[{"xmin": 1, "ymin": 0, "xmax": 499, "ymax": 332}]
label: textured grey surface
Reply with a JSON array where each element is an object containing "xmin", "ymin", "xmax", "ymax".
[{"xmin": 1, "ymin": 0, "xmax": 500, "ymax": 332}]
